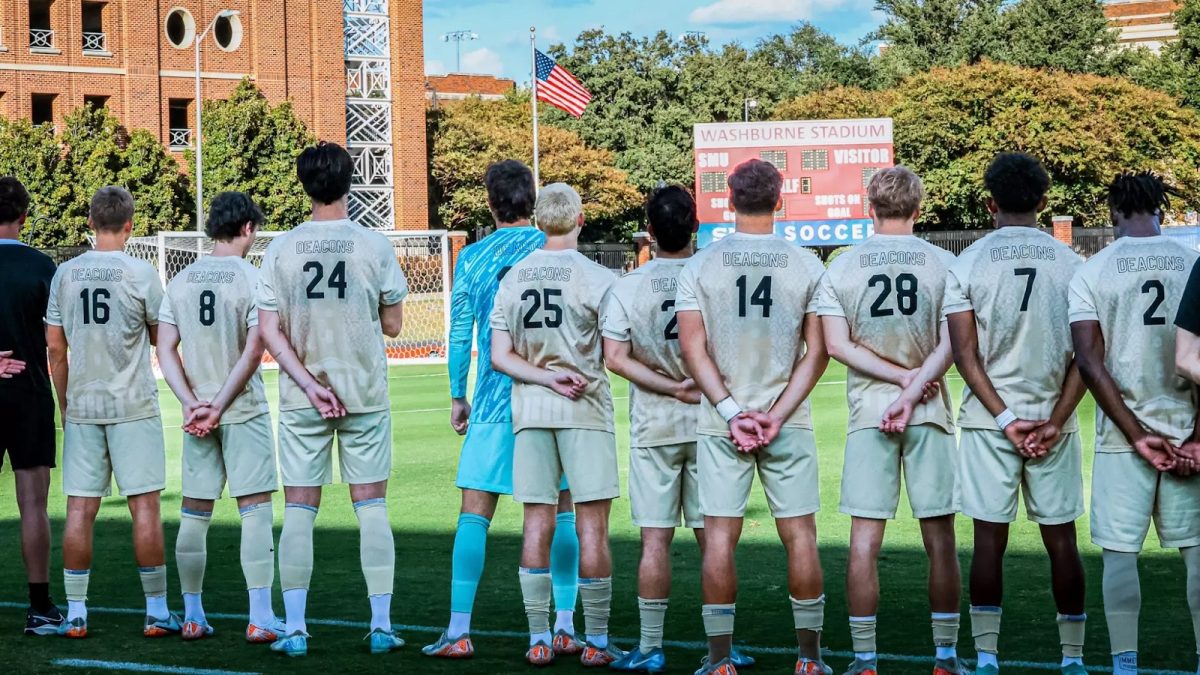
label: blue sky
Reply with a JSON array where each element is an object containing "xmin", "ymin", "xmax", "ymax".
[{"xmin": 423, "ymin": 0, "xmax": 884, "ymax": 83}]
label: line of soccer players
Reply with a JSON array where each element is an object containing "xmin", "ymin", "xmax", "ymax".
[{"xmin": 2, "ymin": 141, "xmax": 1199, "ymax": 675}]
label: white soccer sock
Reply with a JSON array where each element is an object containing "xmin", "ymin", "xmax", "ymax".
[
  {"xmin": 248, "ymin": 587, "xmax": 275, "ymax": 627},
  {"xmin": 369, "ymin": 593, "xmax": 392, "ymax": 633},
  {"xmin": 936, "ymin": 646, "xmax": 958, "ymax": 660},
  {"xmin": 146, "ymin": 594, "xmax": 169, "ymax": 619},
  {"xmin": 554, "ymin": 609, "xmax": 575, "ymax": 634},
  {"xmin": 531, "ymin": 630, "xmax": 552, "ymax": 647},
  {"xmin": 1063, "ymin": 656, "xmax": 1083, "ymax": 667},
  {"xmin": 449, "ymin": 611, "xmax": 471, "ymax": 637},
  {"xmin": 978, "ymin": 653, "xmax": 999, "ymax": 669},
  {"xmin": 182, "ymin": 593, "xmax": 205, "ymax": 623},
  {"xmin": 283, "ymin": 588, "xmax": 308, "ymax": 635},
  {"xmin": 67, "ymin": 600, "xmax": 87, "ymax": 622},
  {"xmin": 1113, "ymin": 652, "xmax": 1137, "ymax": 675}
]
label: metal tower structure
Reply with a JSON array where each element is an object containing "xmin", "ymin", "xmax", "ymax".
[{"xmin": 344, "ymin": 0, "xmax": 395, "ymax": 230}]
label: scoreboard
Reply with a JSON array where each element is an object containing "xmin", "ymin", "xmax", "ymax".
[{"xmin": 693, "ymin": 118, "xmax": 894, "ymax": 248}]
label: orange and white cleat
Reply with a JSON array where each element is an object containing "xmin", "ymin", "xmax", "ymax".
[
  {"xmin": 246, "ymin": 618, "xmax": 286, "ymax": 644},
  {"xmin": 181, "ymin": 620, "xmax": 214, "ymax": 641},
  {"xmin": 695, "ymin": 657, "xmax": 739, "ymax": 675},
  {"xmin": 552, "ymin": 629, "xmax": 584, "ymax": 655},
  {"xmin": 933, "ymin": 658, "xmax": 973, "ymax": 675},
  {"xmin": 421, "ymin": 631, "xmax": 475, "ymax": 659},
  {"xmin": 527, "ymin": 640, "xmax": 555, "ymax": 667},
  {"xmin": 580, "ymin": 642, "xmax": 627, "ymax": 667},
  {"xmin": 796, "ymin": 658, "xmax": 834, "ymax": 675},
  {"xmin": 144, "ymin": 613, "xmax": 183, "ymax": 638},
  {"xmin": 57, "ymin": 617, "xmax": 87, "ymax": 639}
]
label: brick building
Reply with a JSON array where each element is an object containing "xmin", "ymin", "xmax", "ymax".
[
  {"xmin": 1104, "ymin": 0, "xmax": 1181, "ymax": 52},
  {"xmin": 426, "ymin": 72, "xmax": 514, "ymax": 103},
  {"xmin": 0, "ymin": 0, "xmax": 427, "ymax": 230}
]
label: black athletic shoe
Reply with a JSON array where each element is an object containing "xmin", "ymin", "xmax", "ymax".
[{"xmin": 25, "ymin": 604, "xmax": 65, "ymax": 636}]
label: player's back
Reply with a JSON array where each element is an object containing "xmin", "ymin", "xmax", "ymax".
[
  {"xmin": 454, "ymin": 225, "xmax": 545, "ymax": 422},
  {"xmin": 820, "ymin": 234, "xmax": 955, "ymax": 431},
  {"xmin": 677, "ymin": 232, "xmax": 825, "ymax": 435},
  {"xmin": 258, "ymin": 219, "xmax": 407, "ymax": 413},
  {"xmin": 47, "ymin": 250, "xmax": 162, "ymax": 423},
  {"xmin": 1069, "ymin": 234, "xmax": 1199, "ymax": 447},
  {"xmin": 946, "ymin": 226, "xmax": 1082, "ymax": 428},
  {"xmin": 491, "ymin": 248, "xmax": 615, "ymax": 432},
  {"xmin": 163, "ymin": 256, "xmax": 268, "ymax": 423},
  {"xmin": 602, "ymin": 257, "xmax": 695, "ymax": 446}
]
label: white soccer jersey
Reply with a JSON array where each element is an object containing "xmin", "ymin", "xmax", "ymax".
[
  {"xmin": 943, "ymin": 226, "xmax": 1083, "ymax": 431},
  {"xmin": 257, "ymin": 219, "xmax": 408, "ymax": 414},
  {"xmin": 490, "ymin": 248, "xmax": 616, "ymax": 433},
  {"xmin": 601, "ymin": 257, "xmax": 695, "ymax": 447},
  {"xmin": 1068, "ymin": 235, "xmax": 1199, "ymax": 450},
  {"xmin": 160, "ymin": 256, "xmax": 269, "ymax": 424},
  {"xmin": 675, "ymin": 232, "xmax": 826, "ymax": 436},
  {"xmin": 816, "ymin": 234, "xmax": 955, "ymax": 433},
  {"xmin": 45, "ymin": 250, "xmax": 163, "ymax": 424}
]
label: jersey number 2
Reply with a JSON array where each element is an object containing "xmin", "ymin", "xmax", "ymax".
[
  {"xmin": 1142, "ymin": 279, "xmax": 1166, "ymax": 326},
  {"xmin": 304, "ymin": 261, "xmax": 347, "ymax": 300},
  {"xmin": 661, "ymin": 299, "xmax": 679, "ymax": 340}
]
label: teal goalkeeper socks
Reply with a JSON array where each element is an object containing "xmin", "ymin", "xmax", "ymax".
[
  {"xmin": 450, "ymin": 513, "xmax": 491, "ymax": 614},
  {"xmin": 551, "ymin": 512, "xmax": 580, "ymax": 612}
]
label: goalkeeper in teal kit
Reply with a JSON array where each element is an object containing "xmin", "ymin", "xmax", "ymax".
[{"xmin": 423, "ymin": 160, "xmax": 582, "ymax": 659}]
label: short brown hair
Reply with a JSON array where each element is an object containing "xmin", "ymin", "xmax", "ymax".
[
  {"xmin": 867, "ymin": 166, "xmax": 925, "ymax": 219},
  {"xmin": 89, "ymin": 186, "xmax": 135, "ymax": 232},
  {"xmin": 728, "ymin": 159, "xmax": 782, "ymax": 216}
]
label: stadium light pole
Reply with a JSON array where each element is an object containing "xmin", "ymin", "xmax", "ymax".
[
  {"xmin": 744, "ymin": 98, "xmax": 758, "ymax": 123},
  {"xmin": 442, "ymin": 30, "xmax": 479, "ymax": 72},
  {"xmin": 194, "ymin": 9, "xmax": 241, "ymax": 232}
]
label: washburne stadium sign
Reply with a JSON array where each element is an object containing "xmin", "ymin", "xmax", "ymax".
[{"xmin": 693, "ymin": 118, "xmax": 895, "ymax": 248}]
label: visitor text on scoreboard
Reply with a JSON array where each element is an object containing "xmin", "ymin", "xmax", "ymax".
[{"xmin": 693, "ymin": 118, "xmax": 895, "ymax": 247}]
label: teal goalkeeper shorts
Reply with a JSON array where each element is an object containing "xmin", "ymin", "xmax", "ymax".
[{"xmin": 455, "ymin": 421, "xmax": 568, "ymax": 495}]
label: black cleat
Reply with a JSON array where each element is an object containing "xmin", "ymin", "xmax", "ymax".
[{"xmin": 25, "ymin": 604, "xmax": 65, "ymax": 636}]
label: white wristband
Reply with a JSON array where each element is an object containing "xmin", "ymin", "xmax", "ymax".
[
  {"xmin": 994, "ymin": 408, "xmax": 1017, "ymax": 430},
  {"xmin": 715, "ymin": 397, "xmax": 743, "ymax": 423}
]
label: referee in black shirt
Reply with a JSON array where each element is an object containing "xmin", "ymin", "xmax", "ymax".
[{"xmin": 0, "ymin": 177, "xmax": 64, "ymax": 634}]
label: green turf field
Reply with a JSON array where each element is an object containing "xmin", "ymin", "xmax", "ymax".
[{"xmin": 0, "ymin": 363, "xmax": 1194, "ymax": 674}]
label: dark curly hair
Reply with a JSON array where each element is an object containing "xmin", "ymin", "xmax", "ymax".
[
  {"xmin": 728, "ymin": 159, "xmax": 782, "ymax": 216},
  {"xmin": 984, "ymin": 152, "xmax": 1051, "ymax": 215},
  {"xmin": 296, "ymin": 141, "xmax": 354, "ymax": 205},
  {"xmin": 484, "ymin": 160, "xmax": 536, "ymax": 224},
  {"xmin": 205, "ymin": 191, "xmax": 265, "ymax": 240},
  {"xmin": 646, "ymin": 185, "xmax": 696, "ymax": 253},
  {"xmin": 1108, "ymin": 171, "xmax": 1177, "ymax": 219},
  {"xmin": 0, "ymin": 176, "xmax": 30, "ymax": 225}
]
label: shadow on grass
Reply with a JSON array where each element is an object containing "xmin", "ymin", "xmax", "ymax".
[{"xmin": 0, "ymin": 513, "xmax": 1195, "ymax": 674}]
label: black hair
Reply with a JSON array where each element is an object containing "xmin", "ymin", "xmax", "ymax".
[
  {"xmin": 0, "ymin": 176, "xmax": 30, "ymax": 224},
  {"xmin": 205, "ymin": 191, "xmax": 265, "ymax": 240},
  {"xmin": 484, "ymin": 160, "xmax": 536, "ymax": 224},
  {"xmin": 646, "ymin": 184, "xmax": 696, "ymax": 253},
  {"xmin": 983, "ymin": 152, "xmax": 1051, "ymax": 215},
  {"xmin": 728, "ymin": 159, "xmax": 782, "ymax": 216},
  {"xmin": 296, "ymin": 141, "xmax": 353, "ymax": 205},
  {"xmin": 1108, "ymin": 171, "xmax": 1177, "ymax": 219}
]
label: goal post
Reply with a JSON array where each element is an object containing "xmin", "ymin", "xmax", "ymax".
[{"xmin": 128, "ymin": 229, "xmax": 465, "ymax": 365}]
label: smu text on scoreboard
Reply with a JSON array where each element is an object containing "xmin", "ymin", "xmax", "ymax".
[{"xmin": 693, "ymin": 118, "xmax": 895, "ymax": 248}]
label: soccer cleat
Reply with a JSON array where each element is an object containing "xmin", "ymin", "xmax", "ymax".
[
  {"xmin": 553, "ymin": 629, "xmax": 584, "ymax": 655},
  {"xmin": 422, "ymin": 631, "xmax": 474, "ymax": 658},
  {"xmin": 246, "ymin": 618, "xmax": 287, "ymax": 643},
  {"xmin": 527, "ymin": 640, "xmax": 555, "ymax": 667},
  {"xmin": 56, "ymin": 617, "xmax": 87, "ymax": 639},
  {"xmin": 796, "ymin": 658, "xmax": 834, "ymax": 675},
  {"xmin": 696, "ymin": 657, "xmax": 739, "ymax": 675},
  {"xmin": 270, "ymin": 631, "xmax": 309, "ymax": 657},
  {"xmin": 1061, "ymin": 664, "xmax": 1087, "ymax": 675},
  {"xmin": 933, "ymin": 658, "xmax": 973, "ymax": 675},
  {"xmin": 844, "ymin": 657, "xmax": 879, "ymax": 675},
  {"xmin": 144, "ymin": 612, "xmax": 183, "ymax": 638},
  {"xmin": 25, "ymin": 605, "xmax": 65, "ymax": 636},
  {"xmin": 580, "ymin": 641, "xmax": 626, "ymax": 667},
  {"xmin": 610, "ymin": 646, "xmax": 667, "ymax": 673},
  {"xmin": 366, "ymin": 628, "xmax": 406, "ymax": 654},
  {"xmin": 730, "ymin": 647, "xmax": 756, "ymax": 669},
  {"xmin": 181, "ymin": 619, "xmax": 214, "ymax": 640}
]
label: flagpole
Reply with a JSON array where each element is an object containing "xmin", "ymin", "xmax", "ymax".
[{"xmin": 530, "ymin": 26, "xmax": 540, "ymax": 190}]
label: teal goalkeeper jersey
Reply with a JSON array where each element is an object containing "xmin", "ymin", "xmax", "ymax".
[{"xmin": 448, "ymin": 226, "xmax": 546, "ymax": 423}]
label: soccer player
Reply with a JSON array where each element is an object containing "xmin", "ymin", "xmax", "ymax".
[
  {"xmin": 490, "ymin": 183, "xmax": 624, "ymax": 667},
  {"xmin": 944, "ymin": 153, "xmax": 1088, "ymax": 675},
  {"xmin": 1070, "ymin": 171, "xmax": 1200, "ymax": 675},
  {"xmin": 424, "ymin": 160, "xmax": 582, "ymax": 659},
  {"xmin": 0, "ymin": 177, "xmax": 64, "ymax": 635},
  {"xmin": 676, "ymin": 159, "xmax": 830, "ymax": 675},
  {"xmin": 46, "ymin": 186, "xmax": 178, "ymax": 638},
  {"xmin": 257, "ymin": 142, "xmax": 408, "ymax": 657},
  {"xmin": 817, "ymin": 166, "xmax": 968, "ymax": 675},
  {"xmin": 157, "ymin": 191, "xmax": 283, "ymax": 643}
]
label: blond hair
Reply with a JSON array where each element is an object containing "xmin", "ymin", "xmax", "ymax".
[
  {"xmin": 867, "ymin": 166, "xmax": 925, "ymax": 220},
  {"xmin": 534, "ymin": 183, "xmax": 583, "ymax": 236}
]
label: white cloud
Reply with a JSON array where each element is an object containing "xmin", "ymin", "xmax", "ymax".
[
  {"xmin": 689, "ymin": 0, "xmax": 848, "ymax": 25},
  {"xmin": 541, "ymin": 25, "xmax": 562, "ymax": 43},
  {"xmin": 425, "ymin": 59, "xmax": 448, "ymax": 75},
  {"xmin": 461, "ymin": 47, "xmax": 505, "ymax": 75}
]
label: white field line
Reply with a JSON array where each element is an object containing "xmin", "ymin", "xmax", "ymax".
[
  {"xmin": 52, "ymin": 659, "xmax": 258, "ymax": 675},
  {"xmin": 0, "ymin": 602, "xmax": 1186, "ymax": 675}
]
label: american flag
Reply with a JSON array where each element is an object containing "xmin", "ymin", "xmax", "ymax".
[{"xmin": 534, "ymin": 49, "xmax": 592, "ymax": 118}]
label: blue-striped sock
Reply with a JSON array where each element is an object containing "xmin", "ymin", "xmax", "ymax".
[{"xmin": 449, "ymin": 512, "xmax": 491, "ymax": 635}]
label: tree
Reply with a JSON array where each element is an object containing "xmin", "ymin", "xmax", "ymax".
[
  {"xmin": 187, "ymin": 78, "xmax": 313, "ymax": 231},
  {"xmin": 997, "ymin": 0, "xmax": 1121, "ymax": 74},
  {"xmin": 0, "ymin": 119, "xmax": 70, "ymax": 247},
  {"xmin": 870, "ymin": 0, "xmax": 1006, "ymax": 81},
  {"xmin": 430, "ymin": 94, "xmax": 642, "ymax": 241},
  {"xmin": 775, "ymin": 62, "xmax": 1200, "ymax": 228},
  {"xmin": 1133, "ymin": 0, "xmax": 1200, "ymax": 108}
]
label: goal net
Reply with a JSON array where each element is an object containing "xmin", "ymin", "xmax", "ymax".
[{"xmin": 125, "ymin": 230, "xmax": 455, "ymax": 364}]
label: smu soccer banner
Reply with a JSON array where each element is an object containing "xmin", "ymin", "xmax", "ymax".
[{"xmin": 693, "ymin": 118, "xmax": 895, "ymax": 248}]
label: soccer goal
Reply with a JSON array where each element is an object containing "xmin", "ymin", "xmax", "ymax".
[{"xmin": 125, "ymin": 230, "xmax": 459, "ymax": 364}]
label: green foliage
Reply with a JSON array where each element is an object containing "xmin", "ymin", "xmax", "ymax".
[
  {"xmin": 776, "ymin": 62, "xmax": 1200, "ymax": 228},
  {"xmin": 997, "ymin": 0, "xmax": 1122, "ymax": 74},
  {"xmin": 1131, "ymin": 0, "xmax": 1200, "ymax": 109},
  {"xmin": 0, "ymin": 105, "xmax": 189, "ymax": 247},
  {"xmin": 430, "ymin": 95, "xmax": 642, "ymax": 241},
  {"xmin": 186, "ymin": 79, "xmax": 313, "ymax": 231}
]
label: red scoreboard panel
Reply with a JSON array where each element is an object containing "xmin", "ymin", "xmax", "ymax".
[{"xmin": 693, "ymin": 118, "xmax": 894, "ymax": 247}]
